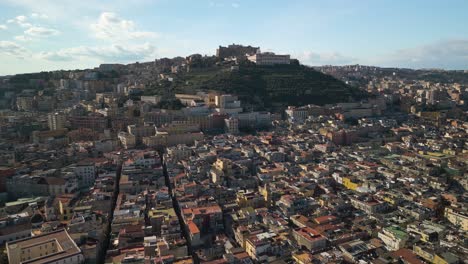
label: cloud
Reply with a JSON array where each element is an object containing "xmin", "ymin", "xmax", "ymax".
[
  {"xmin": 91, "ymin": 12, "xmax": 158, "ymax": 41},
  {"xmin": 3, "ymin": 0, "xmax": 152, "ymax": 20},
  {"xmin": 14, "ymin": 35, "xmax": 33, "ymax": 42},
  {"xmin": 0, "ymin": 24, "xmax": 7, "ymax": 30},
  {"xmin": 373, "ymin": 39, "xmax": 468, "ymax": 70},
  {"xmin": 5, "ymin": 14, "xmax": 58, "ymax": 39},
  {"xmin": 7, "ymin": 15, "xmax": 32, "ymax": 27},
  {"xmin": 0, "ymin": 41, "xmax": 28, "ymax": 58},
  {"xmin": 296, "ymin": 51, "xmax": 357, "ymax": 65},
  {"xmin": 209, "ymin": 1, "xmax": 240, "ymax": 8},
  {"xmin": 31, "ymin": 13, "xmax": 48, "ymax": 19},
  {"xmin": 38, "ymin": 43, "xmax": 157, "ymax": 62},
  {"xmin": 24, "ymin": 26, "xmax": 60, "ymax": 37}
]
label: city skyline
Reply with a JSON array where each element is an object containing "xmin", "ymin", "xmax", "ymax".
[{"xmin": 1, "ymin": 0, "xmax": 467, "ymax": 75}]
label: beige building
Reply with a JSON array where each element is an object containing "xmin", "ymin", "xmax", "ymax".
[
  {"xmin": 214, "ymin": 94, "xmax": 242, "ymax": 114},
  {"xmin": 118, "ymin": 132, "xmax": 136, "ymax": 149},
  {"xmin": 127, "ymin": 123, "xmax": 157, "ymax": 139},
  {"xmin": 293, "ymin": 227, "xmax": 327, "ymax": 252},
  {"xmin": 143, "ymin": 132, "xmax": 203, "ymax": 147},
  {"xmin": 7, "ymin": 229, "xmax": 84, "ymax": 264},
  {"xmin": 445, "ymin": 206, "xmax": 468, "ymax": 231},
  {"xmin": 247, "ymin": 51, "xmax": 290, "ymax": 65}
]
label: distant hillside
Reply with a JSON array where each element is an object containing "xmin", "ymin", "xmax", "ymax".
[{"xmin": 167, "ymin": 64, "xmax": 366, "ymax": 109}]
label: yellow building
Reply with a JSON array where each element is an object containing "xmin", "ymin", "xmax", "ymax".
[
  {"xmin": 236, "ymin": 191, "xmax": 265, "ymax": 209},
  {"xmin": 445, "ymin": 207, "xmax": 468, "ymax": 231},
  {"xmin": 343, "ymin": 177, "xmax": 362, "ymax": 191},
  {"xmin": 433, "ymin": 253, "xmax": 459, "ymax": 264},
  {"xmin": 57, "ymin": 195, "xmax": 74, "ymax": 221},
  {"xmin": 413, "ymin": 244, "xmax": 435, "ymax": 262},
  {"xmin": 292, "ymin": 252, "xmax": 313, "ymax": 264}
]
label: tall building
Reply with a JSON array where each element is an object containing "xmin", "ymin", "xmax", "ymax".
[
  {"xmin": 74, "ymin": 162, "xmax": 96, "ymax": 188},
  {"xmin": 224, "ymin": 117, "xmax": 239, "ymax": 134},
  {"xmin": 47, "ymin": 112, "xmax": 66, "ymax": 131}
]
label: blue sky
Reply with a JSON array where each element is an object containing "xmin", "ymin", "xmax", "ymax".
[{"xmin": 0, "ymin": 0, "xmax": 467, "ymax": 75}]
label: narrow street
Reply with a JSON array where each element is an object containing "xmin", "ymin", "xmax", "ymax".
[
  {"xmin": 160, "ymin": 151, "xmax": 199, "ymax": 264},
  {"xmin": 97, "ymin": 158, "xmax": 122, "ymax": 264}
]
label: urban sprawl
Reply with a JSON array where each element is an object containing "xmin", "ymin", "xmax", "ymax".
[{"xmin": 0, "ymin": 44, "xmax": 467, "ymax": 264}]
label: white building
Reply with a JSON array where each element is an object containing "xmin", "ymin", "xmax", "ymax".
[
  {"xmin": 377, "ymin": 226, "xmax": 408, "ymax": 251},
  {"xmin": 214, "ymin": 94, "xmax": 242, "ymax": 114},
  {"xmin": 285, "ymin": 106, "xmax": 309, "ymax": 122},
  {"xmin": 247, "ymin": 51, "xmax": 290, "ymax": 65}
]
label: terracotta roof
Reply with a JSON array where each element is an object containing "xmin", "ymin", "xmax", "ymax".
[
  {"xmin": 314, "ymin": 215, "xmax": 337, "ymax": 224},
  {"xmin": 390, "ymin": 248, "xmax": 424, "ymax": 264},
  {"xmin": 187, "ymin": 221, "xmax": 200, "ymax": 235},
  {"xmin": 44, "ymin": 177, "xmax": 66, "ymax": 185}
]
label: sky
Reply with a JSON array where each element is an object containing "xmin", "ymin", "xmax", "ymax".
[{"xmin": 0, "ymin": 0, "xmax": 467, "ymax": 75}]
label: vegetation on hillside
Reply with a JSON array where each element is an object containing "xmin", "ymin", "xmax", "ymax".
[{"xmin": 167, "ymin": 64, "xmax": 365, "ymax": 108}]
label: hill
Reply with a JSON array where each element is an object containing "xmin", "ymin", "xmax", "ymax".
[{"xmin": 166, "ymin": 63, "xmax": 366, "ymax": 109}]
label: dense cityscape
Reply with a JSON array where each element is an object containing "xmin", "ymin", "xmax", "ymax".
[{"xmin": 0, "ymin": 42, "xmax": 466, "ymax": 264}]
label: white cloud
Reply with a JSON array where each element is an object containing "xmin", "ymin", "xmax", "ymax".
[
  {"xmin": 296, "ymin": 51, "xmax": 357, "ymax": 65},
  {"xmin": 31, "ymin": 13, "xmax": 49, "ymax": 19},
  {"xmin": 14, "ymin": 35, "xmax": 33, "ymax": 42},
  {"xmin": 38, "ymin": 43, "xmax": 156, "ymax": 62},
  {"xmin": 209, "ymin": 1, "xmax": 240, "ymax": 8},
  {"xmin": 0, "ymin": 24, "xmax": 7, "ymax": 30},
  {"xmin": 5, "ymin": 15, "xmax": 59, "ymax": 39},
  {"xmin": 7, "ymin": 15, "xmax": 32, "ymax": 27},
  {"xmin": 3, "ymin": 0, "xmax": 152, "ymax": 20},
  {"xmin": 0, "ymin": 41, "xmax": 28, "ymax": 58},
  {"xmin": 24, "ymin": 26, "xmax": 60, "ymax": 37},
  {"xmin": 91, "ymin": 12, "xmax": 158, "ymax": 41},
  {"xmin": 369, "ymin": 39, "xmax": 468, "ymax": 70}
]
